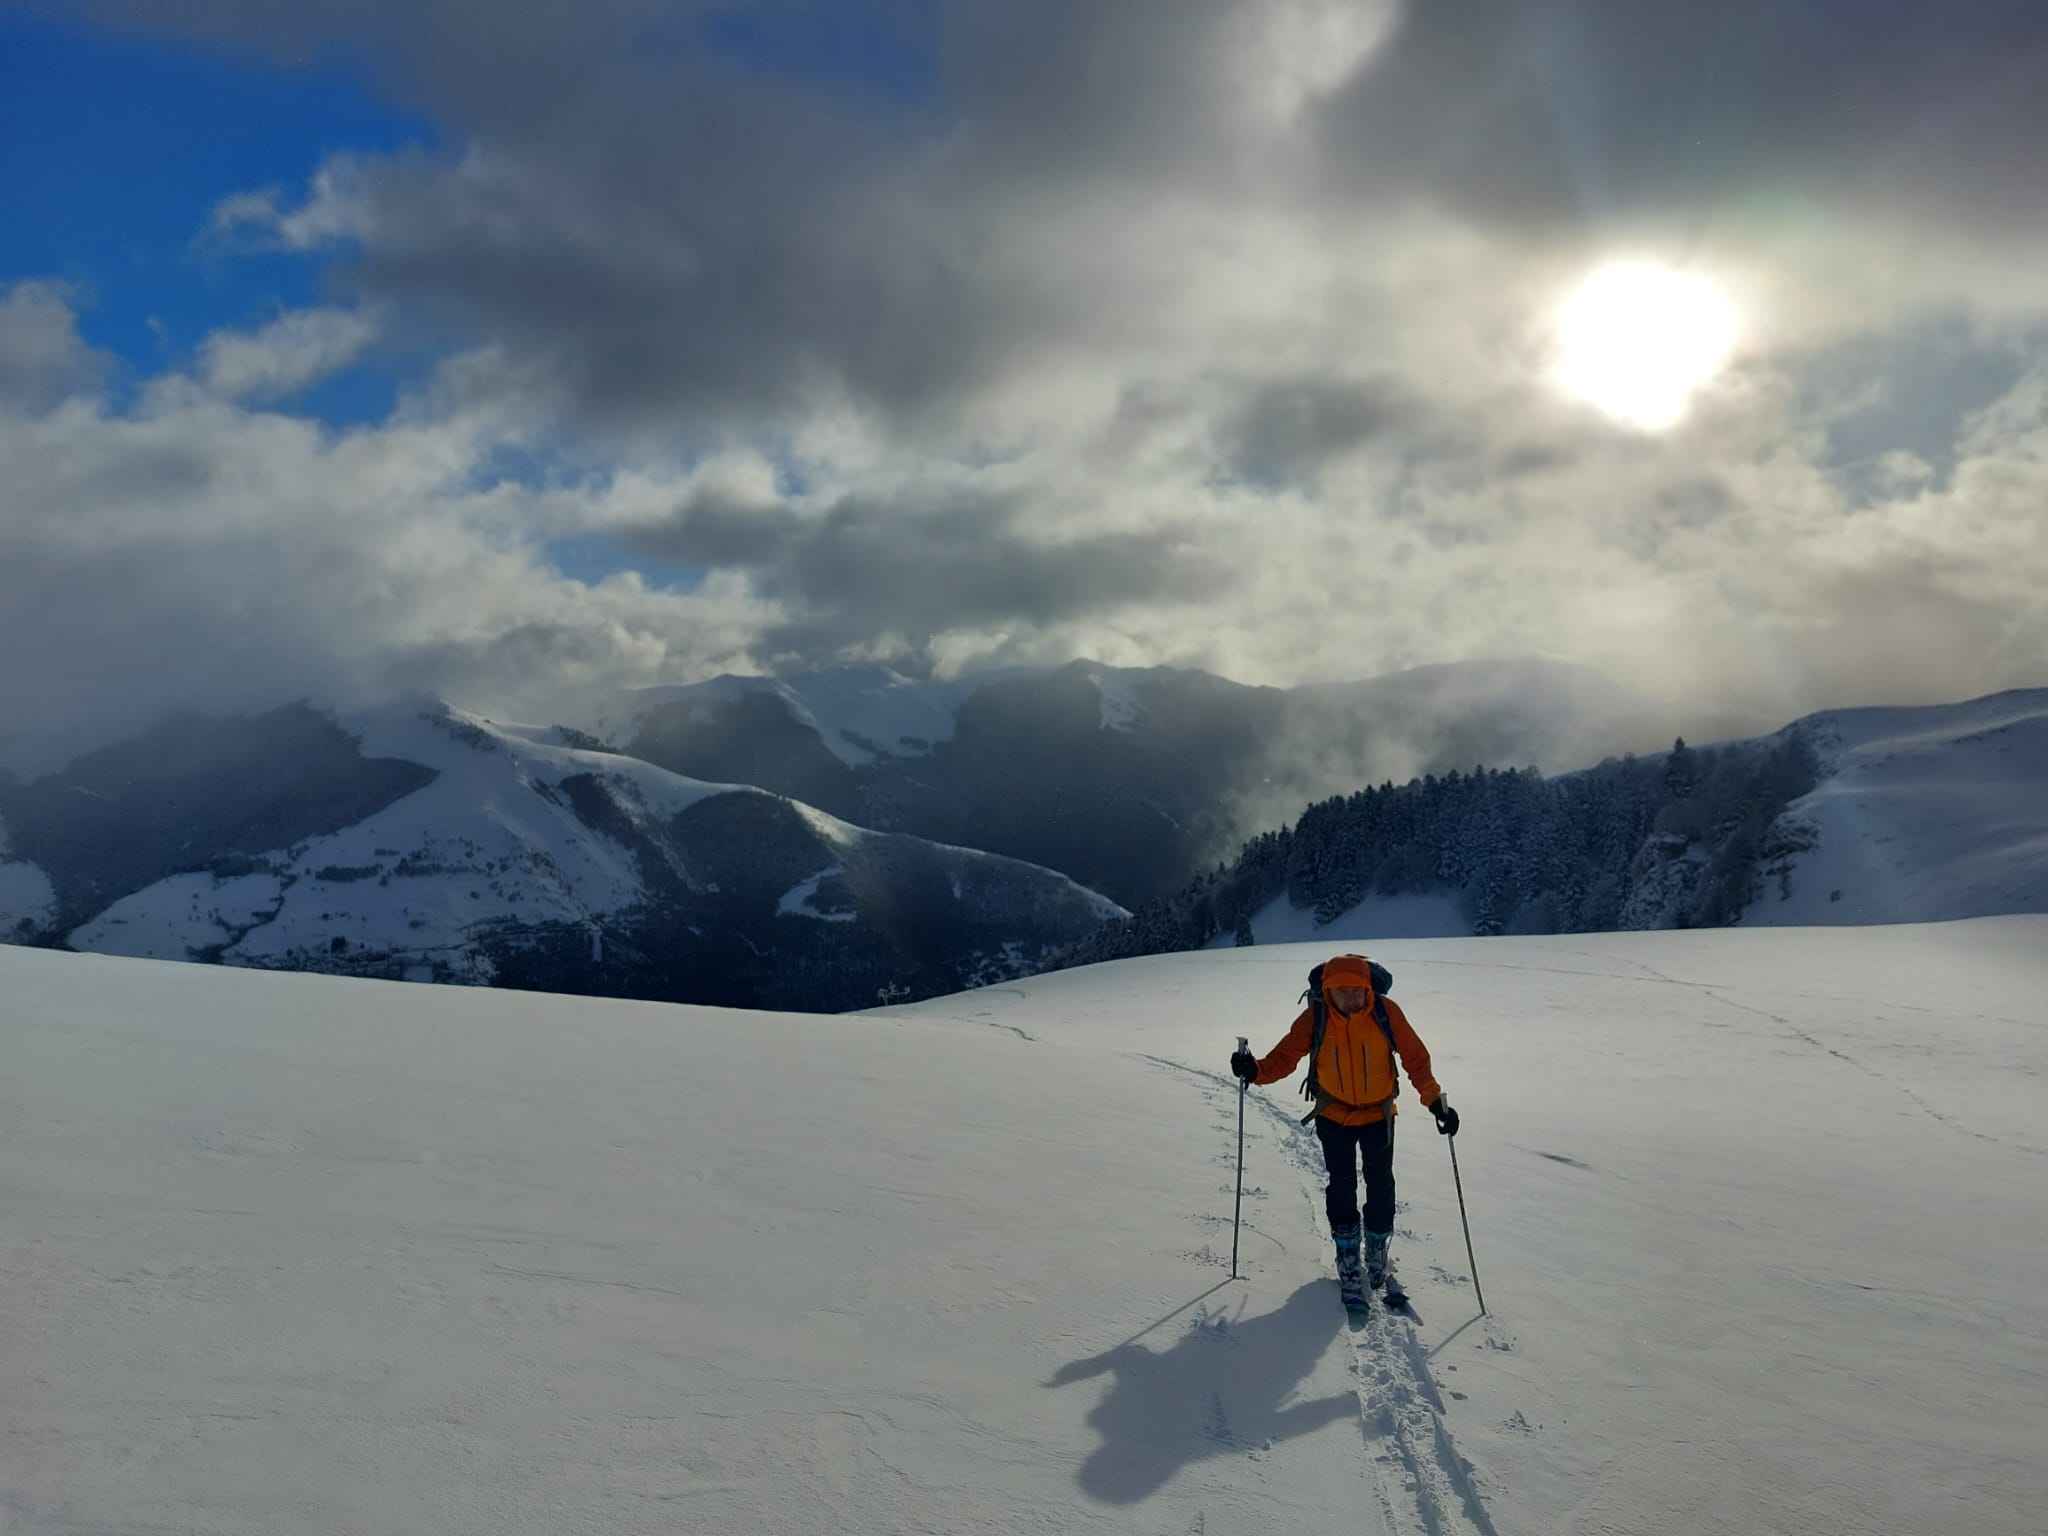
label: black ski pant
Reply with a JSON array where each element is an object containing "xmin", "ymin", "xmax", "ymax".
[{"xmin": 1315, "ymin": 1114, "xmax": 1396, "ymax": 1235}]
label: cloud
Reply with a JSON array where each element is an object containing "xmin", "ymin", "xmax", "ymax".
[
  {"xmin": 0, "ymin": 289, "xmax": 775, "ymax": 773},
  {"xmin": 625, "ymin": 481, "xmax": 1234, "ymax": 666},
  {"xmin": 199, "ymin": 307, "xmax": 380, "ymax": 399},
  {"xmin": 7, "ymin": 1, "xmax": 2048, "ymax": 770},
  {"xmin": 1218, "ymin": 375, "xmax": 1422, "ymax": 487},
  {"xmin": 1312, "ymin": 0, "xmax": 2048, "ymax": 236},
  {"xmin": 0, "ymin": 282, "xmax": 111, "ymax": 410},
  {"xmin": 94, "ymin": 0, "xmax": 2047, "ymax": 438},
  {"xmin": 138, "ymin": 1, "xmax": 1414, "ymax": 436}
]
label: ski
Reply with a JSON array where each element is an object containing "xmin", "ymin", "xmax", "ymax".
[{"xmin": 1380, "ymin": 1274, "xmax": 1409, "ymax": 1309}]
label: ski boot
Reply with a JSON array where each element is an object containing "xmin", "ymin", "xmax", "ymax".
[
  {"xmin": 1364, "ymin": 1230, "xmax": 1389, "ymax": 1290},
  {"xmin": 1334, "ymin": 1224, "xmax": 1367, "ymax": 1315},
  {"xmin": 1366, "ymin": 1230, "xmax": 1408, "ymax": 1307}
]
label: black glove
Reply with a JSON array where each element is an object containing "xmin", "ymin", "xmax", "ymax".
[
  {"xmin": 1230, "ymin": 1050, "xmax": 1257, "ymax": 1083},
  {"xmin": 1431, "ymin": 1097, "xmax": 1460, "ymax": 1137}
]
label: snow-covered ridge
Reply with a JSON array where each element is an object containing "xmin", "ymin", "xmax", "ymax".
[
  {"xmin": 1083, "ymin": 664, "xmax": 1178, "ymax": 731},
  {"xmin": 586, "ymin": 660, "xmax": 1193, "ymax": 767},
  {"xmin": 1744, "ymin": 687, "xmax": 2048, "ymax": 927},
  {"xmin": 67, "ymin": 702, "xmax": 747, "ymax": 973},
  {"xmin": 1810, "ymin": 688, "xmax": 2048, "ymax": 757},
  {"xmin": 53, "ymin": 701, "xmax": 1124, "ymax": 1003},
  {"xmin": 589, "ymin": 666, "xmax": 1030, "ymax": 767},
  {"xmin": 1205, "ymin": 687, "xmax": 2048, "ymax": 947},
  {"xmin": 0, "ymin": 810, "xmax": 57, "ymax": 935}
]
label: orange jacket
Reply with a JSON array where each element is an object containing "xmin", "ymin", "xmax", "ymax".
[{"xmin": 1251, "ymin": 961, "xmax": 1441, "ymax": 1126}]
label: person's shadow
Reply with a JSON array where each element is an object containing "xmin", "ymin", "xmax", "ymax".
[{"xmin": 1045, "ymin": 1280, "xmax": 1353, "ymax": 1503}]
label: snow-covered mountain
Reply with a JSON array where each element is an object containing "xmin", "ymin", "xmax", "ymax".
[
  {"xmin": 588, "ymin": 665, "xmax": 1021, "ymax": 768},
  {"xmin": 602, "ymin": 657, "xmax": 1737, "ymax": 905},
  {"xmin": 0, "ymin": 701, "xmax": 1123, "ymax": 1010},
  {"xmin": 5, "ymin": 920, "xmax": 2043, "ymax": 1533},
  {"xmin": 1738, "ymin": 689, "xmax": 2048, "ymax": 926},
  {"xmin": 0, "ymin": 811, "xmax": 56, "ymax": 937},
  {"xmin": 1133, "ymin": 687, "xmax": 2048, "ymax": 955}
]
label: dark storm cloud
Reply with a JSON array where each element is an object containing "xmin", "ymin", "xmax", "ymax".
[
  {"xmin": 335, "ymin": 146, "xmax": 1048, "ymax": 430},
  {"xmin": 12, "ymin": 0, "xmax": 2047, "ymax": 754},
  {"xmin": 629, "ymin": 488, "xmax": 801, "ymax": 567},
  {"xmin": 84, "ymin": 0, "xmax": 1264, "ymax": 431},
  {"xmin": 77, "ymin": 0, "xmax": 2048, "ymax": 435},
  {"xmin": 1315, "ymin": 0, "xmax": 2048, "ymax": 230},
  {"xmin": 1220, "ymin": 376, "xmax": 1416, "ymax": 487},
  {"xmin": 626, "ymin": 485, "xmax": 1233, "ymax": 659},
  {"xmin": 928, "ymin": 0, "xmax": 1248, "ymax": 183}
]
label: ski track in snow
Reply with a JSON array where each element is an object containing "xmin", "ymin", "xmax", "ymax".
[
  {"xmin": 964, "ymin": 1007, "xmax": 1037, "ymax": 1042},
  {"xmin": 1252, "ymin": 1088, "xmax": 1502, "ymax": 1536},
  {"xmin": 1152, "ymin": 1055, "xmax": 1502, "ymax": 1536}
]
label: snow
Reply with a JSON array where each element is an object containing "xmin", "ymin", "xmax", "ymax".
[
  {"xmin": 1208, "ymin": 890, "xmax": 1473, "ymax": 948},
  {"xmin": 0, "ymin": 855, "xmax": 55, "ymax": 936},
  {"xmin": 1209, "ymin": 688, "xmax": 2048, "ymax": 951},
  {"xmin": 787, "ymin": 796, "xmax": 871, "ymax": 847},
  {"xmin": 1083, "ymin": 665, "xmax": 1165, "ymax": 731},
  {"xmin": 5, "ymin": 919, "xmax": 2044, "ymax": 1534},
  {"xmin": 48, "ymin": 701, "xmax": 1123, "ymax": 987},
  {"xmin": 777, "ymin": 865, "xmax": 856, "ymax": 922},
  {"xmin": 71, "ymin": 871, "xmax": 283, "ymax": 959},
  {"xmin": 0, "ymin": 859, "xmax": 56, "ymax": 932},
  {"xmin": 1618, "ymin": 833, "xmax": 1710, "ymax": 929},
  {"xmin": 62, "ymin": 703, "xmax": 750, "ymax": 971},
  {"xmin": 1747, "ymin": 689, "xmax": 2048, "ymax": 926},
  {"xmin": 0, "ymin": 815, "xmax": 57, "ymax": 933}
]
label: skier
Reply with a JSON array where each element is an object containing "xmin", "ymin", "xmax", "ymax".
[{"xmin": 1231, "ymin": 954, "xmax": 1459, "ymax": 1311}]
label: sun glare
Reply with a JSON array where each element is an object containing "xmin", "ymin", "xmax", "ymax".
[{"xmin": 1552, "ymin": 261, "xmax": 1739, "ymax": 430}]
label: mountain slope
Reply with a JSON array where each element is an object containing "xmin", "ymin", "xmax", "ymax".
[
  {"xmin": 1740, "ymin": 688, "xmax": 2048, "ymax": 925},
  {"xmin": 604, "ymin": 657, "xmax": 1732, "ymax": 905},
  {"xmin": 593, "ymin": 665, "xmax": 1009, "ymax": 770},
  {"xmin": 8, "ymin": 701, "xmax": 1122, "ymax": 1010},
  {"xmin": 0, "ymin": 812, "xmax": 57, "ymax": 938},
  {"xmin": 0, "ymin": 704, "xmax": 435, "ymax": 932},
  {"xmin": 1102, "ymin": 687, "xmax": 2048, "ymax": 960},
  {"xmin": 3, "ymin": 921, "xmax": 2043, "ymax": 1534}
]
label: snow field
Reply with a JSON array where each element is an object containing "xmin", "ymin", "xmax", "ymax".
[
  {"xmin": 3, "ymin": 919, "xmax": 2046, "ymax": 1534},
  {"xmin": 1746, "ymin": 691, "xmax": 2048, "ymax": 926},
  {"xmin": 907, "ymin": 921, "xmax": 2048, "ymax": 1535}
]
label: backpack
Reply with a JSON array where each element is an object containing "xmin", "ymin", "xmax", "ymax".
[{"xmin": 1298, "ymin": 956, "xmax": 1399, "ymax": 1126}]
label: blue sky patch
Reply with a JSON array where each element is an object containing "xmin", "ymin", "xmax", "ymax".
[{"xmin": 0, "ymin": 11, "xmax": 431, "ymax": 411}]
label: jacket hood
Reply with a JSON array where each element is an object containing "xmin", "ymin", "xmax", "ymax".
[{"xmin": 1321, "ymin": 954, "xmax": 1377, "ymax": 996}]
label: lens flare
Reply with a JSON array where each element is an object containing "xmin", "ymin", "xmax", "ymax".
[{"xmin": 1552, "ymin": 261, "xmax": 1739, "ymax": 430}]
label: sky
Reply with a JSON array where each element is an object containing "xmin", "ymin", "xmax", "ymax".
[{"xmin": 5, "ymin": 0, "xmax": 2048, "ymax": 773}]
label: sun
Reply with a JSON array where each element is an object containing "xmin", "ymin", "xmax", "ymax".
[{"xmin": 1551, "ymin": 261, "xmax": 1739, "ymax": 430}]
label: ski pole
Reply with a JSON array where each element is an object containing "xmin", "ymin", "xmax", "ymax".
[
  {"xmin": 1448, "ymin": 1129, "xmax": 1487, "ymax": 1315},
  {"xmin": 1231, "ymin": 1036, "xmax": 1248, "ymax": 1281}
]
